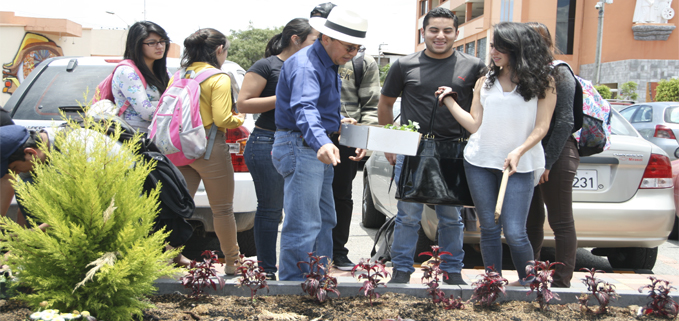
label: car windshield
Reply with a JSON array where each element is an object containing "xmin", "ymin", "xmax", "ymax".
[
  {"xmin": 610, "ymin": 109, "xmax": 638, "ymax": 136},
  {"xmin": 11, "ymin": 64, "xmax": 114, "ymax": 120},
  {"xmin": 664, "ymin": 106, "xmax": 679, "ymax": 123}
]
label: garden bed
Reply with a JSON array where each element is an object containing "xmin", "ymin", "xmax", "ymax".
[{"xmin": 0, "ymin": 293, "xmax": 666, "ymax": 321}]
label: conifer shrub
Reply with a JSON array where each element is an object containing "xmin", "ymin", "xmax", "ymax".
[{"xmin": 0, "ymin": 117, "xmax": 182, "ymax": 321}]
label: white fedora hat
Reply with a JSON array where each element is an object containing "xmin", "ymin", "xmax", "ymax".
[{"xmin": 310, "ymin": 6, "xmax": 368, "ymax": 45}]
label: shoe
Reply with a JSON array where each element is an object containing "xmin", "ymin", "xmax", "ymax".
[
  {"xmin": 333, "ymin": 255, "xmax": 355, "ymax": 271},
  {"xmin": 389, "ymin": 269, "xmax": 412, "ymax": 284},
  {"xmin": 443, "ymin": 272, "xmax": 467, "ymax": 285},
  {"xmin": 265, "ymin": 272, "xmax": 277, "ymax": 281}
]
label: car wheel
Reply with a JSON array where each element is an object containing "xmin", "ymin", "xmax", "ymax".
[
  {"xmin": 237, "ymin": 227, "xmax": 257, "ymax": 258},
  {"xmin": 362, "ymin": 175, "xmax": 385, "ymax": 228},
  {"xmin": 606, "ymin": 247, "xmax": 658, "ymax": 270},
  {"xmin": 414, "ymin": 224, "xmax": 435, "ymax": 263}
]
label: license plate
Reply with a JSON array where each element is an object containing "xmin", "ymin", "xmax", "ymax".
[
  {"xmin": 227, "ymin": 143, "xmax": 240, "ymax": 154},
  {"xmin": 573, "ymin": 170, "xmax": 598, "ymax": 190}
]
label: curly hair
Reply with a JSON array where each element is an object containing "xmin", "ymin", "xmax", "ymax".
[{"xmin": 486, "ymin": 22, "xmax": 554, "ymax": 101}]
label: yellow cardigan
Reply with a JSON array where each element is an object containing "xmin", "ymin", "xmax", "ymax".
[{"xmin": 168, "ymin": 62, "xmax": 244, "ymax": 132}]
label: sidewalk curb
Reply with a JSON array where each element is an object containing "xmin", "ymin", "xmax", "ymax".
[{"xmin": 153, "ymin": 278, "xmax": 675, "ymax": 307}]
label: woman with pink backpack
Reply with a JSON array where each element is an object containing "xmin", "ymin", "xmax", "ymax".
[{"xmin": 111, "ymin": 21, "xmax": 171, "ymax": 132}]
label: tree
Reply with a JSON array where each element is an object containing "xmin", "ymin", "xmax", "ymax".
[
  {"xmin": 227, "ymin": 22, "xmax": 282, "ymax": 71},
  {"xmin": 595, "ymin": 84, "xmax": 612, "ymax": 99},
  {"xmin": 379, "ymin": 63, "xmax": 391, "ymax": 86},
  {"xmin": 0, "ymin": 118, "xmax": 180, "ymax": 321},
  {"xmin": 620, "ymin": 81, "xmax": 639, "ymax": 101},
  {"xmin": 655, "ymin": 78, "xmax": 679, "ymax": 102}
]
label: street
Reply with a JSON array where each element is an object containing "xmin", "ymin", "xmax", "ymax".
[{"xmin": 344, "ymin": 167, "xmax": 679, "ymax": 275}]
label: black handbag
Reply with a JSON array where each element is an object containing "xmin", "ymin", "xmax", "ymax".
[{"xmin": 395, "ymin": 96, "xmax": 474, "ymax": 206}]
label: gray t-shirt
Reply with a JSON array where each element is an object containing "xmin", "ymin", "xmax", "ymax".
[{"xmin": 382, "ymin": 50, "xmax": 486, "ymax": 140}]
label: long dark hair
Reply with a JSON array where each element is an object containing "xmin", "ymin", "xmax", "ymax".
[
  {"xmin": 486, "ymin": 22, "xmax": 554, "ymax": 101},
  {"xmin": 124, "ymin": 21, "xmax": 170, "ymax": 93},
  {"xmin": 181, "ymin": 28, "xmax": 228, "ymax": 69},
  {"xmin": 265, "ymin": 18, "xmax": 313, "ymax": 57}
]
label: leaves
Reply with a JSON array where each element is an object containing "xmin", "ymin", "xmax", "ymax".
[
  {"xmin": 181, "ymin": 250, "xmax": 225, "ymax": 298},
  {"xmin": 578, "ymin": 267, "xmax": 619, "ymax": 315},
  {"xmin": 227, "ymin": 22, "xmax": 283, "ymax": 70},
  {"xmin": 298, "ymin": 253, "xmax": 340, "ymax": 303},
  {"xmin": 470, "ymin": 267, "xmax": 508, "ymax": 307},
  {"xmin": 0, "ymin": 116, "xmax": 181, "ymax": 321},
  {"xmin": 525, "ymin": 260, "xmax": 563, "ymax": 310},
  {"xmin": 383, "ymin": 120, "xmax": 420, "ymax": 132},
  {"xmin": 655, "ymin": 78, "xmax": 679, "ymax": 102},
  {"xmin": 236, "ymin": 254, "xmax": 269, "ymax": 302},
  {"xmin": 638, "ymin": 276, "xmax": 679, "ymax": 318},
  {"xmin": 352, "ymin": 259, "xmax": 390, "ymax": 306}
]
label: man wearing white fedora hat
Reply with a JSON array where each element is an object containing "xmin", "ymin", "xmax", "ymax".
[
  {"xmin": 378, "ymin": 7, "xmax": 487, "ymax": 285},
  {"xmin": 272, "ymin": 6, "xmax": 368, "ymax": 281}
]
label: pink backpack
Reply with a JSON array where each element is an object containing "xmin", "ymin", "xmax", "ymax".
[
  {"xmin": 92, "ymin": 59, "xmax": 146, "ymax": 117},
  {"xmin": 148, "ymin": 68, "xmax": 225, "ymax": 166}
]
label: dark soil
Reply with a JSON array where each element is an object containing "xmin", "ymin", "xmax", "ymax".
[{"xmin": 1, "ymin": 293, "xmax": 667, "ymax": 321}]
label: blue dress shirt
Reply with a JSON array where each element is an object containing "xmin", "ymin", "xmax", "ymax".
[{"xmin": 275, "ymin": 39, "xmax": 342, "ymax": 151}]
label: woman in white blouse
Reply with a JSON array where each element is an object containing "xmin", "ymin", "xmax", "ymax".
[
  {"xmin": 436, "ymin": 22, "xmax": 556, "ymax": 285},
  {"xmin": 112, "ymin": 21, "xmax": 171, "ymax": 133}
]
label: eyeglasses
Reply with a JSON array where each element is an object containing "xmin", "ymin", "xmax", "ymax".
[
  {"xmin": 334, "ymin": 39, "xmax": 365, "ymax": 54},
  {"xmin": 143, "ymin": 40, "xmax": 169, "ymax": 47}
]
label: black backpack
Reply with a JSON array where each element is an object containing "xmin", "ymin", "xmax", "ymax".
[{"xmin": 77, "ymin": 118, "xmax": 195, "ymax": 247}]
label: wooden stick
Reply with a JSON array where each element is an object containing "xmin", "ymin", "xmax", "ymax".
[{"xmin": 494, "ymin": 168, "xmax": 510, "ymax": 224}]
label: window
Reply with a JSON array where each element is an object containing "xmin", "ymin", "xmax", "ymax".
[
  {"xmin": 420, "ymin": 0, "xmax": 428, "ymax": 16},
  {"xmin": 665, "ymin": 106, "xmax": 679, "ymax": 123},
  {"xmin": 457, "ymin": 45, "xmax": 464, "ymax": 52},
  {"xmin": 465, "ymin": 42, "xmax": 475, "ymax": 56},
  {"xmin": 631, "ymin": 105, "xmax": 653, "ymax": 123},
  {"xmin": 619, "ymin": 106, "xmax": 638, "ymax": 121},
  {"xmin": 476, "ymin": 38, "xmax": 487, "ymax": 58},
  {"xmin": 419, "ymin": 31, "xmax": 424, "ymax": 44},
  {"xmin": 555, "ymin": 0, "xmax": 576, "ymax": 54}
]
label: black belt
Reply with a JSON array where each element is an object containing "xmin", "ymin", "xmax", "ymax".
[{"xmin": 276, "ymin": 129, "xmax": 339, "ymax": 147}]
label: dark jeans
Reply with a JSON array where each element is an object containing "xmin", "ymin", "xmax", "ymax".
[
  {"xmin": 331, "ymin": 138, "xmax": 359, "ymax": 258},
  {"xmin": 243, "ymin": 128, "xmax": 284, "ymax": 273},
  {"xmin": 526, "ymin": 137, "xmax": 580, "ymax": 287}
]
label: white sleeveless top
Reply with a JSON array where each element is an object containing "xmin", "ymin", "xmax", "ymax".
[{"xmin": 464, "ymin": 79, "xmax": 545, "ymax": 176}]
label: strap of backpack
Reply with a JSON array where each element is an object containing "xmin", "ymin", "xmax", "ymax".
[
  {"xmin": 186, "ymin": 68, "xmax": 227, "ymax": 160},
  {"xmin": 352, "ymin": 54, "xmax": 365, "ymax": 94},
  {"xmin": 117, "ymin": 60, "xmax": 148, "ymax": 117}
]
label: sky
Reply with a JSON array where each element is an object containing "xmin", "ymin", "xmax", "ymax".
[{"xmin": 3, "ymin": 0, "xmax": 416, "ymax": 55}]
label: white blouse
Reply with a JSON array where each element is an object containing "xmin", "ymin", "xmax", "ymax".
[{"xmin": 464, "ymin": 79, "xmax": 545, "ymax": 177}]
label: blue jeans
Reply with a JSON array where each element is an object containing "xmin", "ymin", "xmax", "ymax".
[
  {"xmin": 271, "ymin": 131, "xmax": 336, "ymax": 281},
  {"xmin": 463, "ymin": 160, "xmax": 535, "ymax": 283},
  {"xmin": 243, "ymin": 128, "xmax": 284, "ymax": 273},
  {"xmin": 390, "ymin": 155, "xmax": 465, "ymax": 274}
]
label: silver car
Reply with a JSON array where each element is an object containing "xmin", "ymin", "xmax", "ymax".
[
  {"xmin": 362, "ymin": 109, "xmax": 675, "ymax": 270},
  {"xmin": 619, "ymin": 102, "xmax": 679, "ymax": 159}
]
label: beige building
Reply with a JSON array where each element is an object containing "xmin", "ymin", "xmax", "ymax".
[
  {"xmin": 414, "ymin": 0, "xmax": 678, "ymax": 101},
  {"xmin": 1, "ymin": 11, "xmax": 180, "ymax": 107}
]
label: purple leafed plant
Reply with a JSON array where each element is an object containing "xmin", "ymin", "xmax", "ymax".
[
  {"xmin": 525, "ymin": 260, "xmax": 564, "ymax": 310},
  {"xmin": 180, "ymin": 250, "xmax": 226, "ymax": 298},
  {"xmin": 578, "ymin": 267, "xmax": 619, "ymax": 314},
  {"xmin": 418, "ymin": 245, "xmax": 465, "ymax": 310},
  {"xmin": 470, "ymin": 266, "xmax": 508, "ymax": 307},
  {"xmin": 351, "ymin": 258, "xmax": 390, "ymax": 306},
  {"xmin": 235, "ymin": 254, "xmax": 269, "ymax": 303},
  {"xmin": 638, "ymin": 276, "xmax": 679, "ymax": 318},
  {"xmin": 297, "ymin": 252, "xmax": 340, "ymax": 303}
]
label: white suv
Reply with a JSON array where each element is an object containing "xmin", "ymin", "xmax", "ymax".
[{"xmin": 4, "ymin": 56, "xmax": 258, "ymax": 258}]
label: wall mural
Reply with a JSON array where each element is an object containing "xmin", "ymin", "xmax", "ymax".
[{"xmin": 2, "ymin": 32, "xmax": 63, "ymax": 94}]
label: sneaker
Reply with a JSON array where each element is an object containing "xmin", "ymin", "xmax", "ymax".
[
  {"xmin": 443, "ymin": 272, "xmax": 467, "ymax": 285},
  {"xmin": 333, "ymin": 255, "xmax": 355, "ymax": 271},
  {"xmin": 389, "ymin": 269, "xmax": 412, "ymax": 284},
  {"xmin": 265, "ymin": 272, "xmax": 277, "ymax": 281}
]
